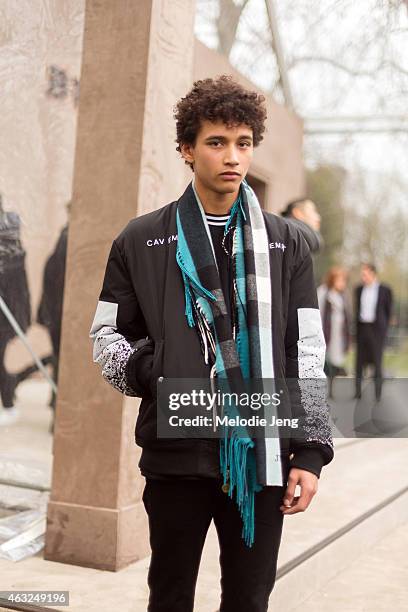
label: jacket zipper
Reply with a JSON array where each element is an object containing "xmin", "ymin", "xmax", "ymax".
[{"xmin": 210, "ymin": 363, "xmax": 217, "ymax": 433}]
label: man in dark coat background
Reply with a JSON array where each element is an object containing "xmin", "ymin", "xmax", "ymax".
[
  {"xmin": 354, "ymin": 263, "xmax": 393, "ymax": 401},
  {"xmin": 281, "ymin": 197, "xmax": 323, "ymax": 254},
  {"xmin": 37, "ymin": 204, "xmax": 70, "ymax": 415},
  {"xmin": 0, "ymin": 193, "xmax": 31, "ymax": 425}
]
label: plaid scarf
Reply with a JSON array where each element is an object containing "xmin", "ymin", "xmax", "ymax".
[{"xmin": 176, "ymin": 179, "xmax": 282, "ymax": 547}]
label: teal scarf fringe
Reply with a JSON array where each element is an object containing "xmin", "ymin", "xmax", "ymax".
[{"xmin": 219, "ymin": 427, "xmax": 262, "ymax": 546}]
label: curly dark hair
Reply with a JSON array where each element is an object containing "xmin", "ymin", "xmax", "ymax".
[{"xmin": 174, "ymin": 75, "xmax": 267, "ymax": 165}]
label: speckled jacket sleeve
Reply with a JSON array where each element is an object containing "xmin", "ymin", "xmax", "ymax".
[
  {"xmin": 89, "ymin": 240, "xmax": 149, "ymax": 397},
  {"xmin": 285, "ymin": 235, "xmax": 334, "ymax": 477}
]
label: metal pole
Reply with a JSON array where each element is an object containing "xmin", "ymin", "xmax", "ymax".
[
  {"xmin": 0, "ymin": 295, "xmax": 57, "ymax": 393},
  {"xmin": 265, "ymin": 0, "xmax": 294, "ymax": 109}
]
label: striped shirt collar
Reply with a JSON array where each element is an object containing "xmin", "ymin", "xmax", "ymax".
[{"xmin": 205, "ymin": 211, "xmax": 230, "ymax": 226}]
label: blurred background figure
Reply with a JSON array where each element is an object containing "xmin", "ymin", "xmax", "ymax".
[
  {"xmin": 0, "ymin": 193, "xmax": 31, "ymax": 425},
  {"xmin": 37, "ymin": 202, "xmax": 70, "ymax": 423},
  {"xmin": 281, "ymin": 197, "xmax": 323, "ymax": 254},
  {"xmin": 318, "ymin": 266, "xmax": 351, "ymax": 398},
  {"xmin": 354, "ymin": 263, "xmax": 393, "ymax": 401}
]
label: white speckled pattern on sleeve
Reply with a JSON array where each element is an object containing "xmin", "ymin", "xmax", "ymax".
[{"xmin": 297, "ymin": 307, "xmax": 333, "ymax": 448}]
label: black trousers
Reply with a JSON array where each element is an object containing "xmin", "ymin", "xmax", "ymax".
[
  {"xmin": 142, "ymin": 477, "xmax": 287, "ymax": 612},
  {"xmin": 0, "ymin": 336, "xmax": 16, "ymax": 408},
  {"xmin": 355, "ymin": 322, "xmax": 384, "ymax": 400}
]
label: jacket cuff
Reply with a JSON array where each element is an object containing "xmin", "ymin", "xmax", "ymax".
[
  {"xmin": 289, "ymin": 445, "xmax": 333, "ymax": 479},
  {"xmin": 125, "ymin": 340, "xmax": 154, "ymax": 398}
]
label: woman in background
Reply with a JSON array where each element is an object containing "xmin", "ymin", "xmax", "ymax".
[{"xmin": 318, "ymin": 266, "xmax": 351, "ymax": 398}]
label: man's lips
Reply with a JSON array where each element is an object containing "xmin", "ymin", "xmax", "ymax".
[{"xmin": 220, "ymin": 172, "xmax": 241, "ymax": 177}]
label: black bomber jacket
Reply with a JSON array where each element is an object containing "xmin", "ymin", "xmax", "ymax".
[{"xmin": 89, "ymin": 182, "xmax": 334, "ymax": 481}]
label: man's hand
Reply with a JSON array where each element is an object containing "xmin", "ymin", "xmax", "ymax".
[{"xmin": 279, "ymin": 467, "xmax": 318, "ymax": 515}]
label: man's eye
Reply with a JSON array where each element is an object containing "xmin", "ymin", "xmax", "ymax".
[
  {"xmin": 240, "ymin": 142, "xmax": 251, "ymax": 147},
  {"xmin": 209, "ymin": 141, "xmax": 222, "ymax": 147}
]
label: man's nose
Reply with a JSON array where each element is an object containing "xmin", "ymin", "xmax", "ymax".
[{"xmin": 224, "ymin": 146, "xmax": 239, "ymax": 165}]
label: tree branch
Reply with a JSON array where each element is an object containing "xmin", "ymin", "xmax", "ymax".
[{"xmin": 288, "ymin": 55, "xmax": 408, "ymax": 77}]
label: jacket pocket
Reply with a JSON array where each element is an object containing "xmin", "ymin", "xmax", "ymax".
[{"xmin": 149, "ymin": 339, "xmax": 164, "ymax": 397}]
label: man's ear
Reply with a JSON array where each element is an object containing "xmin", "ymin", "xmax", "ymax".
[
  {"xmin": 180, "ymin": 142, "xmax": 194, "ymax": 165},
  {"xmin": 291, "ymin": 207, "xmax": 305, "ymax": 223}
]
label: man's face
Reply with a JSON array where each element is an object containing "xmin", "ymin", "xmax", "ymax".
[
  {"xmin": 180, "ymin": 120, "xmax": 254, "ymax": 195},
  {"xmin": 293, "ymin": 200, "xmax": 321, "ymax": 231},
  {"xmin": 361, "ymin": 265, "xmax": 376, "ymax": 285}
]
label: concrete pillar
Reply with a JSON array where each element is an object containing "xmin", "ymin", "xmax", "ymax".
[{"xmin": 44, "ymin": 0, "xmax": 196, "ymax": 571}]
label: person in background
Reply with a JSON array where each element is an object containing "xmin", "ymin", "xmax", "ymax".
[
  {"xmin": 281, "ymin": 197, "xmax": 323, "ymax": 254},
  {"xmin": 0, "ymin": 194, "xmax": 31, "ymax": 426},
  {"xmin": 354, "ymin": 263, "xmax": 393, "ymax": 401},
  {"xmin": 37, "ymin": 202, "xmax": 70, "ymax": 422},
  {"xmin": 317, "ymin": 266, "xmax": 351, "ymax": 398}
]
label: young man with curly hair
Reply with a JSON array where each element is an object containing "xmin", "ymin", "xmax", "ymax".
[{"xmin": 90, "ymin": 75, "xmax": 334, "ymax": 612}]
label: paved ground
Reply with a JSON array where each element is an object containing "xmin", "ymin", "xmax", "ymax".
[{"xmin": 293, "ymin": 519, "xmax": 408, "ymax": 612}]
